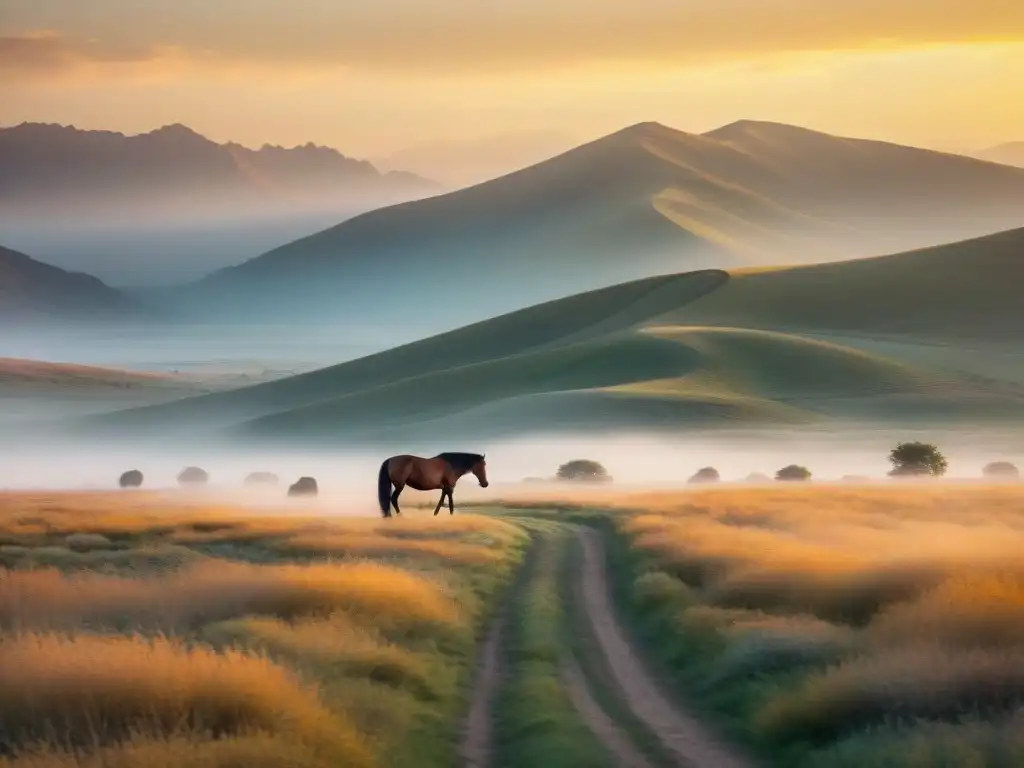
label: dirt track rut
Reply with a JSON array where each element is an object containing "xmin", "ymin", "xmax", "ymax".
[{"xmin": 575, "ymin": 527, "xmax": 754, "ymax": 768}]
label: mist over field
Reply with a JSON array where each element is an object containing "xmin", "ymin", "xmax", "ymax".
[{"xmin": 1, "ymin": 429, "xmax": 1021, "ymax": 495}]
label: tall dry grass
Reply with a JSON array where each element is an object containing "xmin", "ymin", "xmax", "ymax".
[
  {"xmin": 0, "ymin": 492, "xmax": 526, "ymax": 767},
  {"xmin": 615, "ymin": 485, "xmax": 1024, "ymax": 763},
  {"xmin": 0, "ymin": 633, "xmax": 372, "ymax": 765},
  {"xmin": 0, "ymin": 560, "xmax": 461, "ymax": 632}
]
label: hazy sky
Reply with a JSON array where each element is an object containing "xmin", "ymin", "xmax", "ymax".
[{"xmin": 2, "ymin": 0, "xmax": 1023, "ymax": 158}]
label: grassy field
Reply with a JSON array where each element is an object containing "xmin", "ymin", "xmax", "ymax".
[
  {"xmin": 2, "ymin": 484, "xmax": 1023, "ymax": 766},
  {"xmin": 0, "ymin": 491, "xmax": 527, "ymax": 768},
  {"xmin": 86, "ymin": 228, "xmax": 1024, "ymax": 445},
  {"xmin": 600, "ymin": 484, "xmax": 1024, "ymax": 766}
]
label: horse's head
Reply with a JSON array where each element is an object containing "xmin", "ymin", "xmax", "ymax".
[{"xmin": 472, "ymin": 456, "xmax": 489, "ymax": 488}]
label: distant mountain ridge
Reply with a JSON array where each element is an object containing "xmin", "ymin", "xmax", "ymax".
[
  {"xmin": 0, "ymin": 243, "xmax": 139, "ymax": 322},
  {"xmin": 976, "ymin": 141, "xmax": 1024, "ymax": 169},
  {"xmin": 0, "ymin": 122, "xmax": 436, "ymax": 217},
  {"xmin": 186, "ymin": 119, "xmax": 1024, "ymax": 328}
]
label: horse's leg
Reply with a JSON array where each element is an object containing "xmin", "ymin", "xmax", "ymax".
[
  {"xmin": 391, "ymin": 483, "xmax": 404, "ymax": 516},
  {"xmin": 447, "ymin": 486, "xmax": 455, "ymax": 515},
  {"xmin": 433, "ymin": 489, "xmax": 446, "ymax": 516}
]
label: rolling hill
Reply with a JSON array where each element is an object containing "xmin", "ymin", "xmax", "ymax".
[
  {"xmin": 184, "ymin": 120, "xmax": 1024, "ymax": 328},
  {"xmin": 84, "ymin": 227, "xmax": 1024, "ymax": 445},
  {"xmin": 0, "ymin": 244, "xmax": 140, "ymax": 323},
  {"xmin": 0, "ymin": 358, "xmax": 216, "ymax": 424}
]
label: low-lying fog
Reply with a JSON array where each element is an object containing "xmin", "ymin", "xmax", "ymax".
[{"xmin": 1, "ymin": 432, "xmax": 1020, "ymax": 501}]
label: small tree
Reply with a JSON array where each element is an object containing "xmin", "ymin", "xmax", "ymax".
[
  {"xmin": 983, "ymin": 461, "xmax": 1019, "ymax": 479},
  {"xmin": 745, "ymin": 472, "xmax": 772, "ymax": 484},
  {"xmin": 556, "ymin": 459, "xmax": 611, "ymax": 483},
  {"xmin": 888, "ymin": 442, "xmax": 947, "ymax": 477},
  {"xmin": 688, "ymin": 467, "xmax": 720, "ymax": 484},
  {"xmin": 776, "ymin": 465, "xmax": 811, "ymax": 482}
]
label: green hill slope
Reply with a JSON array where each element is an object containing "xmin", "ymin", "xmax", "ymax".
[{"xmin": 86, "ymin": 227, "xmax": 1024, "ymax": 444}]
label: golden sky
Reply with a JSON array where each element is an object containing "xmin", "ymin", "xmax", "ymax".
[{"xmin": 2, "ymin": 0, "xmax": 1023, "ymax": 158}]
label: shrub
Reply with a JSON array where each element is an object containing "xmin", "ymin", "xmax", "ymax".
[
  {"xmin": 983, "ymin": 461, "xmax": 1020, "ymax": 480},
  {"xmin": 288, "ymin": 477, "xmax": 319, "ymax": 497},
  {"xmin": 118, "ymin": 470, "xmax": 143, "ymax": 488},
  {"xmin": 745, "ymin": 473, "xmax": 773, "ymax": 484},
  {"xmin": 555, "ymin": 460, "xmax": 611, "ymax": 483},
  {"xmin": 177, "ymin": 467, "xmax": 209, "ymax": 486},
  {"xmin": 776, "ymin": 465, "xmax": 812, "ymax": 482},
  {"xmin": 0, "ymin": 633, "xmax": 370, "ymax": 760},
  {"xmin": 888, "ymin": 442, "xmax": 947, "ymax": 477},
  {"xmin": 688, "ymin": 467, "xmax": 720, "ymax": 484}
]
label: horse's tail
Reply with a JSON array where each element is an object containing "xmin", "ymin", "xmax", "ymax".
[{"xmin": 377, "ymin": 459, "xmax": 392, "ymax": 517}]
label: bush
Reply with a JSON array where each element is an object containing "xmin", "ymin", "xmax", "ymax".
[
  {"xmin": 555, "ymin": 460, "xmax": 611, "ymax": 483},
  {"xmin": 983, "ymin": 461, "xmax": 1020, "ymax": 480},
  {"xmin": 888, "ymin": 442, "xmax": 947, "ymax": 477},
  {"xmin": 776, "ymin": 465, "xmax": 812, "ymax": 482},
  {"xmin": 287, "ymin": 477, "xmax": 319, "ymax": 497},
  {"xmin": 688, "ymin": 467, "xmax": 720, "ymax": 484},
  {"xmin": 118, "ymin": 470, "xmax": 143, "ymax": 488},
  {"xmin": 745, "ymin": 473, "xmax": 773, "ymax": 484},
  {"xmin": 178, "ymin": 466, "xmax": 209, "ymax": 486}
]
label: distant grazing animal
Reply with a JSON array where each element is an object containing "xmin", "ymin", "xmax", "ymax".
[
  {"xmin": 118, "ymin": 469, "xmax": 143, "ymax": 488},
  {"xmin": 245, "ymin": 472, "xmax": 280, "ymax": 486},
  {"xmin": 378, "ymin": 453, "xmax": 489, "ymax": 518},
  {"xmin": 288, "ymin": 476, "xmax": 318, "ymax": 497},
  {"xmin": 177, "ymin": 466, "xmax": 209, "ymax": 486}
]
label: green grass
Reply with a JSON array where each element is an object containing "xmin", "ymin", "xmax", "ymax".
[
  {"xmin": 494, "ymin": 524, "xmax": 614, "ymax": 768},
  {"xmin": 557, "ymin": 528, "xmax": 678, "ymax": 768}
]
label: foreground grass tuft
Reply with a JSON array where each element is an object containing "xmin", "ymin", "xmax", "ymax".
[{"xmin": 0, "ymin": 633, "xmax": 371, "ymax": 764}]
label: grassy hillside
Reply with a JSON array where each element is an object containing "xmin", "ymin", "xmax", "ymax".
[
  {"xmin": 0, "ymin": 359, "xmax": 215, "ymax": 424},
  {"xmin": 86, "ymin": 228, "xmax": 1024, "ymax": 443},
  {"xmin": 186, "ymin": 121, "xmax": 1024, "ymax": 326}
]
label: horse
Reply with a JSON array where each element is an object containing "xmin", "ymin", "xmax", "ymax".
[{"xmin": 377, "ymin": 453, "xmax": 489, "ymax": 518}]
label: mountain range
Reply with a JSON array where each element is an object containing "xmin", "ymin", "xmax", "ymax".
[
  {"xmin": 183, "ymin": 120, "xmax": 1024, "ymax": 330},
  {"xmin": 976, "ymin": 142, "xmax": 1024, "ymax": 169},
  {"xmin": 0, "ymin": 122, "xmax": 434, "ymax": 215},
  {"xmin": 0, "ymin": 123, "xmax": 437, "ymax": 285}
]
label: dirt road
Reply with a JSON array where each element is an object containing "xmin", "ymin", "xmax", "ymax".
[{"xmin": 458, "ymin": 522, "xmax": 754, "ymax": 768}]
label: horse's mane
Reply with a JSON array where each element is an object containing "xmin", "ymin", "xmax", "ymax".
[{"xmin": 435, "ymin": 452, "xmax": 485, "ymax": 471}]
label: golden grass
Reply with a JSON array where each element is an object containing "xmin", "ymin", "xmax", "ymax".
[
  {"xmin": 620, "ymin": 486, "xmax": 1024, "ymax": 623},
  {"xmin": 280, "ymin": 532, "xmax": 505, "ymax": 566},
  {"xmin": 612, "ymin": 485, "xmax": 1024, "ymax": 760},
  {"xmin": 869, "ymin": 573, "xmax": 1024, "ymax": 650},
  {"xmin": 0, "ymin": 491, "xmax": 526, "ymax": 768},
  {"xmin": 203, "ymin": 615, "xmax": 437, "ymax": 698},
  {"xmin": 1, "ymin": 560, "xmax": 461, "ymax": 632},
  {"xmin": 0, "ymin": 633, "xmax": 372, "ymax": 765},
  {"xmin": 757, "ymin": 646, "xmax": 1024, "ymax": 742}
]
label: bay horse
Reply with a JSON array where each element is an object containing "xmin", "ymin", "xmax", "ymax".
[{"xmin": 377, "ymin": 453, "xmax": 489, "ymax": 518}]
